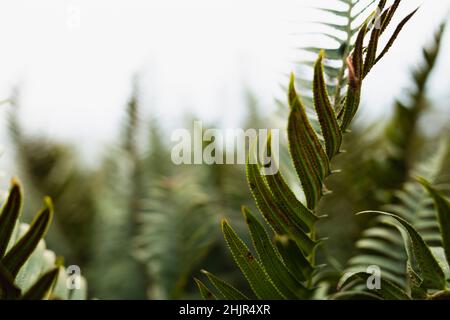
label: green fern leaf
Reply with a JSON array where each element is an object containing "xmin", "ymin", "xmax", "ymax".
[
  {"xmin": 375, "ymin": 7, "xmax": 419, "ymax": 64},
  {"xmin": 221, "ymin": 220, "xmax": 284, "ymax": 299},
  {"xmin": 363, "ymin": 211, "xmax": 447, "ymax": 290},
  {"xmin": 380, "ymin": 0, "xmax": 401, "ymax": 35},
  {"xmin": 201, "ymin": 270, "xmax": 248, "ymax": 300},
  {"xmin": 313, "ymin": 51, "xmax": 342, "ymax": 158},
  {"xmin": 194, "ymin": 278, "xmax": 217, "ymax": 300},
  {"xmin": 21, "ymin": 267, "xmax": 59, "ymax": 300},
  {"xmin": 418, "ymin": 178, "xmax": 450, "ymax": 269},
  {"xmin": 243, "ymin": 207, "xmax": 310, "ymax": 299},
  {"xmin": 340, "ymin": 22, "xmax": 366, "ymax": 130},
  {"xmin": 246, "ymin": 146, "xmax": 317, "ymax": 254},
  {"xmin": 1, "ymin": 197, "xmax": 53, "ymax": 278},
  {"xmin": 274, "ymin": 235, "xmax": 314, "ymax": 283},
  {"xmin": 338, "ymin": 271, "xmax": 410, "ymax": 299},
  {"xmin": 0, "ymin": 262, "xmax": 21, "ymax": 299},
  {"xmin": 288, "ymin": 74, "xmax": 329, "ymax": 209},
  {"xmin": 0, "ymin": 179, "xmax": 22, "ymax": 258}
]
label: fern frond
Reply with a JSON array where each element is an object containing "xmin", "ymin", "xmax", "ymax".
[
  {"xmin": 199, "ymin": 0, "xmax": 413, "ymax": 299},
  {"xmin": 341, "ymin": 142, "xmax": 450, "ymax": 298},
  {"xmin": 134, "ymin": 173, "xmax": 217, "ymax": 299},
  {"xmin": 87, "ymin": 83, "xmax": 148, "ymax": 299}
]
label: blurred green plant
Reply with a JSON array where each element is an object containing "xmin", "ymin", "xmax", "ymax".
[
  {"xmin": 337, "ymin": 142, "xmax": 450, "ymax": 298},
  {"xmin": 337, "ymin": 174, "xmax": 450, "ymax": 299},
  {"xmin": 0, "ymin": 179, "xmax": 87, "ymax": 300},
  {"xmin": 86, "ymin": 83, "xmax": 149, "ymax": 299}
]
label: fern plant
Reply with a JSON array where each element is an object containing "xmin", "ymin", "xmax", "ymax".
[
  {"xmin": 340, "ymin": 142, "xmax": 449, "ymax": 293},
  {"xmin": 338, "ymin": 172, "xmax": 450, "ymax": 300},
  {"xmin": 0, "ymin": 179, "xmax": 87, "ymax": 300},
  {"xmin": 135, "ymin": 172, "xmax": 216, "ymax": 299},
  {"xmin": 87, "ymin": 83, "xmax": 148, "ymax": 299},
  {"xmin": 196, "ymin": 0, "xmax": 417, "ymax": 299}
]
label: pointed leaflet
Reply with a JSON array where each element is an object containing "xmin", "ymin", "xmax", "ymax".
[
  {"xmin": 0, "ymin": 262, "xmax": 21, "ymax": 299},
  {"xmin": 338, "ymin": 272, "xmax": 410, "ymax": 300},
  {"xmin": 263, "ymin": 167, "xmax": 317, "ymax": 233},
  {"xmin": 201, "ymin": 270, "xmax": 248, "ymax": 300},
  {"xmin": 376, "ymin": 0, "xmax": 388, "ymax": 12},
  {"xmin": 361, "ymin": 211, "xmax": 447, "ymax": 290},
  {"xmin": 263, "ymin": 133, "xmax": 318, "ymax": 232},
  {"xmin": 194, "ymin": 278, "xmax": 217, "ymax": 300},
  {"xmin": 287, "ymin": 74, "xmax": 329, "ymax": 209},
  {"xmin": 375, "ymin": 8, "xmax": 419, "ymax": 64},
  {"xmin": 363, "ymin": 7, "xmax": 391, "ymax": 78},
  {"xmin": 274, "ymin": 235, "xmax": 314, "ymax": 283},
  {"xmin": 246, "ymin": 142, "xmax": 317, "ymax": 255},
  {"xmin": 21, "ymin": 267, "xmax": 59, "ymax": 300},
  {"xmin": 340, "ymin": 23, "xmax": 366, "ymax": 131},
  {"xmin": 0, "ymin": 180, "xmax": 23, "ymax": 258},
  {"xmin": 243, "ymin": 207, "xmax": 310, "ymax": 299},
  {"xmin": 221, "ymin": 220, "xmax": 284, "ymax": 299},
  {"xmin": 406, "ymin": 264, "xmax": 427, "ymax": 299},
  {"xmin": 1, "ymin": 197, "xmax": 54, "ymax": 278},
  {"xmin": 380, "ymin": 0, "xmax": 401, "ymax": 35},
  {"xmin": 418, "ymin": 178, "xmax": 450, "ymax": 268},
  {"xmin": 313, "ymin": 51, "xmax": 342, "ymax": 158}
]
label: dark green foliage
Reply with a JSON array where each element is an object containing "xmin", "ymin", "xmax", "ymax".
[
  {"xmin": 0, "ymin": 180, "xmax": 87, "ymax": 300},
  {"xmin": 87, "ymin": 84, "xmax": 149, "ymax": 299}
]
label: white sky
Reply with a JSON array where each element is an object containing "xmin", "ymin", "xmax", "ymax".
[{"xmin": 0, "ymin": 0, "xmax": 449, "ymax": 164}]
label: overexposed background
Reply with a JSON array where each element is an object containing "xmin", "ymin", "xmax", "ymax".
[{"xmin": 0, "ymin": 0, "xmax": 449, "ymax": 164}]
